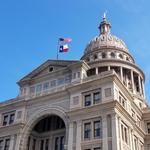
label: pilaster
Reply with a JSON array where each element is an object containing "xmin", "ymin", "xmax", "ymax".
[
  {"xmin": 67, "ymin": 122, "xmax": 74, "ymax": 150},
  {"xmin": 76, "ymin": 120, "xmax": 82, "ymax": 150},
  {"xmin": 112, "ymin": 114, "xmax": 119, "ymax": 150},
  {"xmin": 102, "ymin": 115, "xmax": 108, "ymax": 150}
]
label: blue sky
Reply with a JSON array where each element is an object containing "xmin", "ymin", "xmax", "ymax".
[{"xmin": 0, "ymin": 0, "xmax": 150, "ymax": 104}]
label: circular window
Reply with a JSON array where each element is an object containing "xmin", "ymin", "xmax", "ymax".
[{"xmin": 49, "ymin": 67, "xmax": 54, "ymax": 72}]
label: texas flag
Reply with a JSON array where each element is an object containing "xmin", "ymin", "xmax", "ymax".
[{"xmin": 59, "ymin": 44, "xmax": 69, "ymax": 52}]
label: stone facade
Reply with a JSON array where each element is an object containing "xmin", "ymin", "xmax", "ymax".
[{"xmin": 0, "ymin": 15, "xmax": 150, "ymax": 150}]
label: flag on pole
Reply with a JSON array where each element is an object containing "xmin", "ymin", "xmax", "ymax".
[
  {"xmin": 59, "ymin": 38, "xmax": 72, "ymax": 43},
  {"xmin": 57, "ymin": 37, "xmax": 72, "ymax": 59},
  {"xmin": 59, "ymin": 44, "xmax": 69, "ymax": 52}
]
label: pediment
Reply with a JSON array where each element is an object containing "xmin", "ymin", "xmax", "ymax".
[{"xmin": 18, "ymin": 59, "xmax": 79, "ymax": 85}]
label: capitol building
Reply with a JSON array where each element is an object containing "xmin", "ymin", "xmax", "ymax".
[{"xmin": 0, "ymin": 15, "xmax": 150, "ymax": 150}]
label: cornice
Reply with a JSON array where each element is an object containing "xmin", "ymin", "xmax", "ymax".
[{"xmin": 67, "ymin": 101, "xmax": 117, "ymax": 118}]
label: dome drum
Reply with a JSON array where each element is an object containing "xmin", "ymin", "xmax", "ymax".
[{"xmin": 82, "ymin": 49, "xmax": 135, "ymax": 64}]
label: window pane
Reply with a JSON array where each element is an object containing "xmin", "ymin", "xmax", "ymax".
[
  {"xmin": 43, "ymin": 82, "xmax": 50, "ymax": 91},
  {"xmin": 4, "ymin": 139, "xmax": 10, "ymax": 150},
  {"xmin": 94, "ymin": 147, "xmax": 101, "ymax": 150},
  {"xmin": 55, "ymin": 137, "xmax": 59, "ymax": 150},
  {"xmin": 94, "ymin": 121, "xmax": 101, "ymax": 138},
  {"xmin": 84, "ymin": 95, "xmax": 91, "ymax": 106},
  {"xmin": 45, "ymin": 139, "xmax": 49, "ymax": 150},
  {"xmin": 36, "ymin": 84, "xmax": 42, "ymax": 93},
  {"xmin": 57, "ymin": 78, "xmax": 65, "ymax": 86},
  {"xmin": 51, "ymin": 80, "xmax": 56, "ymax": 87},
  {"xmin": 3, "ymin": 115, "xmax": 8, "ymax": 126},
  {"xmin": 30, "ymin": 86, "xmax": 35, "ymax": 95},
  {"xmin": 93, "ymin": 92, "xmax": 101, "ymax": 104},
  {"xmin": 0, "ymin": 140, "xmax": 3, "ymax": 150},
  {"xmin": 84, "ymin": 123, "xmax": 91, "ymax": 139},
  {"xmin": 60, "ymin": 136, "xmax": 64, "ymax": 150},
  {"xmin": 147, "ymin": 123, "xmax": 150, "ymax": 133},
  {"xmin": 9, "ymin": 113, "xmax": 15, "ymax": 124},
  {"xmin": 32, "ymin": 139, "xmax": 36, "ymax": 150},
  {"xmin": 40, "ymin": 140, "xmax": 44, "ymax": 150}
]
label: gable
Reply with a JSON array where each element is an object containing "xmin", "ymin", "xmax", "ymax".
[{"xmin": 18, "ymin": 59, "xmax": 79, "ymax": 85}]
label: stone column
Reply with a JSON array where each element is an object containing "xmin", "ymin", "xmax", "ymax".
[
  {"xmin": 120, "ymin": 67, "xmax": 123, "ymax": 82},
  {"xmin": 108, "ymin": 66, "xmax": 110, "ymax": 71},
  {"xmin": 142, "ymin": 80, "xmax": 145, "ymax": 98},
  {"xmin": 112, "ymin": 114, "xmax": 119, "ymax": 150},
  {"xmin": 96, "ymin": 67, "xmax": 98, "ymax": 75},
  {"xmin": 138, "ymin": 75, "xmax": 142, "ymax": 95},
  {"xmin": 76, "ymin": 120, "xmax": 82, "ymax": 150},
  {"xmin": 102, "ymin": 115, "xmax": 108, "ymax": 150},
  {"xmin": 67, "ymin": 122, "xmax": 74, "ymax": 150},
  {"xmin": 131, "ymin": 70, "xmax": 135, "ymax": 94}
]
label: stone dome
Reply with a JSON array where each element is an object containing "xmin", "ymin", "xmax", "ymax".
[
  {"xmin": 84, "ymin": 33, "xmax": 128, "ymax": 54},
  {"xmin": 84, "ymin": 14, "xmax": 128, "ymax": 55}
]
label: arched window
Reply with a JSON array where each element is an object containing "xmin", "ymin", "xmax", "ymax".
[
  {"xmin": 102, "ymin": 52, "xmax": 106, "ymax": 58},
  {"xmin": 94, "ymin": 54, "xmax": 98, "ymax": 60},
  {"xmin": 126, "ymin": 57, "xmax": 129, "ymax": 61},
  {"xmin": 119, "ymin": 54, "xmax": 123, "ymax": 59},
  {"xmin": 110, "ymin": 52, "xmax": 115, "ymax": 58},
  {"xmin": 86, "ymin": 57, "xmax": 90, "ymax": 62}
]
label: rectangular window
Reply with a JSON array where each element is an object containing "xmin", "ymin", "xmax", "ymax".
[
  {"xmin": 9, "ymin": 113, "xmax": 15, "ymax": 124},
  {"xmin": 73, "ymin": 73, "xmax": 76, "ymax": 79},
  {"xmin": 3, "ymin": 115, "xmax": 8, "ymax": 126},
  {"xmin": 55, "ymin": 137, "xmax": 59, "ymax": 150},
  {"xmin": 43, "ymin": 82, "xmax": 50, "ymax": 91},
  {"xmin": 32, "ymin": 139, "xmax": 36, "ymax": 150},
  {"xmin": 84, "ymin": 94, "xmax": 91, "ymax": 106},
  {"xmin": 36, "ymin": 84, "xmax": 42, "ymax": 94},
  {"xmin": 57, "ymin": 78, "xmax": 65, "ymax": 86},
  {"xmin": 65, "ymin": 74, "xmax": 71, "ymax": 83},
  {"xmin": 51, "ymin": 80, "xmax": 56, "ymax": 87},
  {"xmin": 134, "ymin": 137, "xmax": 138, "ymax": 150},
  {"xmin": 4, "ymin": 139, "xmax": 10, "ymax": 150},
  {"xmin": 60, "ymin": 136, "xmax": 64, "ymax": 150},
  {"xmin": 94, "ymin": 121, "xmax": 101, "ymax": 138},
  {"xmin": 93, "ymin": 92, "xmax": 101, "ymax": 104},
  {"xmin": 147, "ymin": 122, "xmax": 150, "ymax": 133},
  {"xmin": 94, "ymin": 148, "xmax": 101, "ymax": 150},
  {"xmin": 84, "ymin": 123, "xmax": 91, "ymax": 139},
  {"xmin": 30, "ymin": 86, "xmax": 35, "ymax": 95},
  {"xmin": 77, "ymin": 72, "xmax": 80, "ymax": 78},
  {"xmin": 121, "ymin": 123, "xmax": 128, "ymax": 144},
  {"xmin": 0, "ymin": 140, "xmax": 3, "ymax": 150},
  {"xmin": 45, "ymin": 139, "xmax": 49, "ymax": 150},
  {"xmin": 40, "ymin": 140, "xmax": 44, "ymax": 150}
]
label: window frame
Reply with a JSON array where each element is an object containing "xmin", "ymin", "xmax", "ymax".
[
  {"xmin": 94, "ymin": 120, "xmax": 101, "ymax": 138},
  {"xmin": 84, "ymin": 122, "xmax": 91, "ymax": 139},
  {"xmin": 2, "ymin": 112, "xmax": 15, "ymax": 126},
  {"xmin": 147, "ymin": 122, "xmax": 150, "ymax": 134}
]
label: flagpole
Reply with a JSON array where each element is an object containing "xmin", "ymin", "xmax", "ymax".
[{"xmin": 57, "ymin": 38, "xmax": 59, "ymax": 60}]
